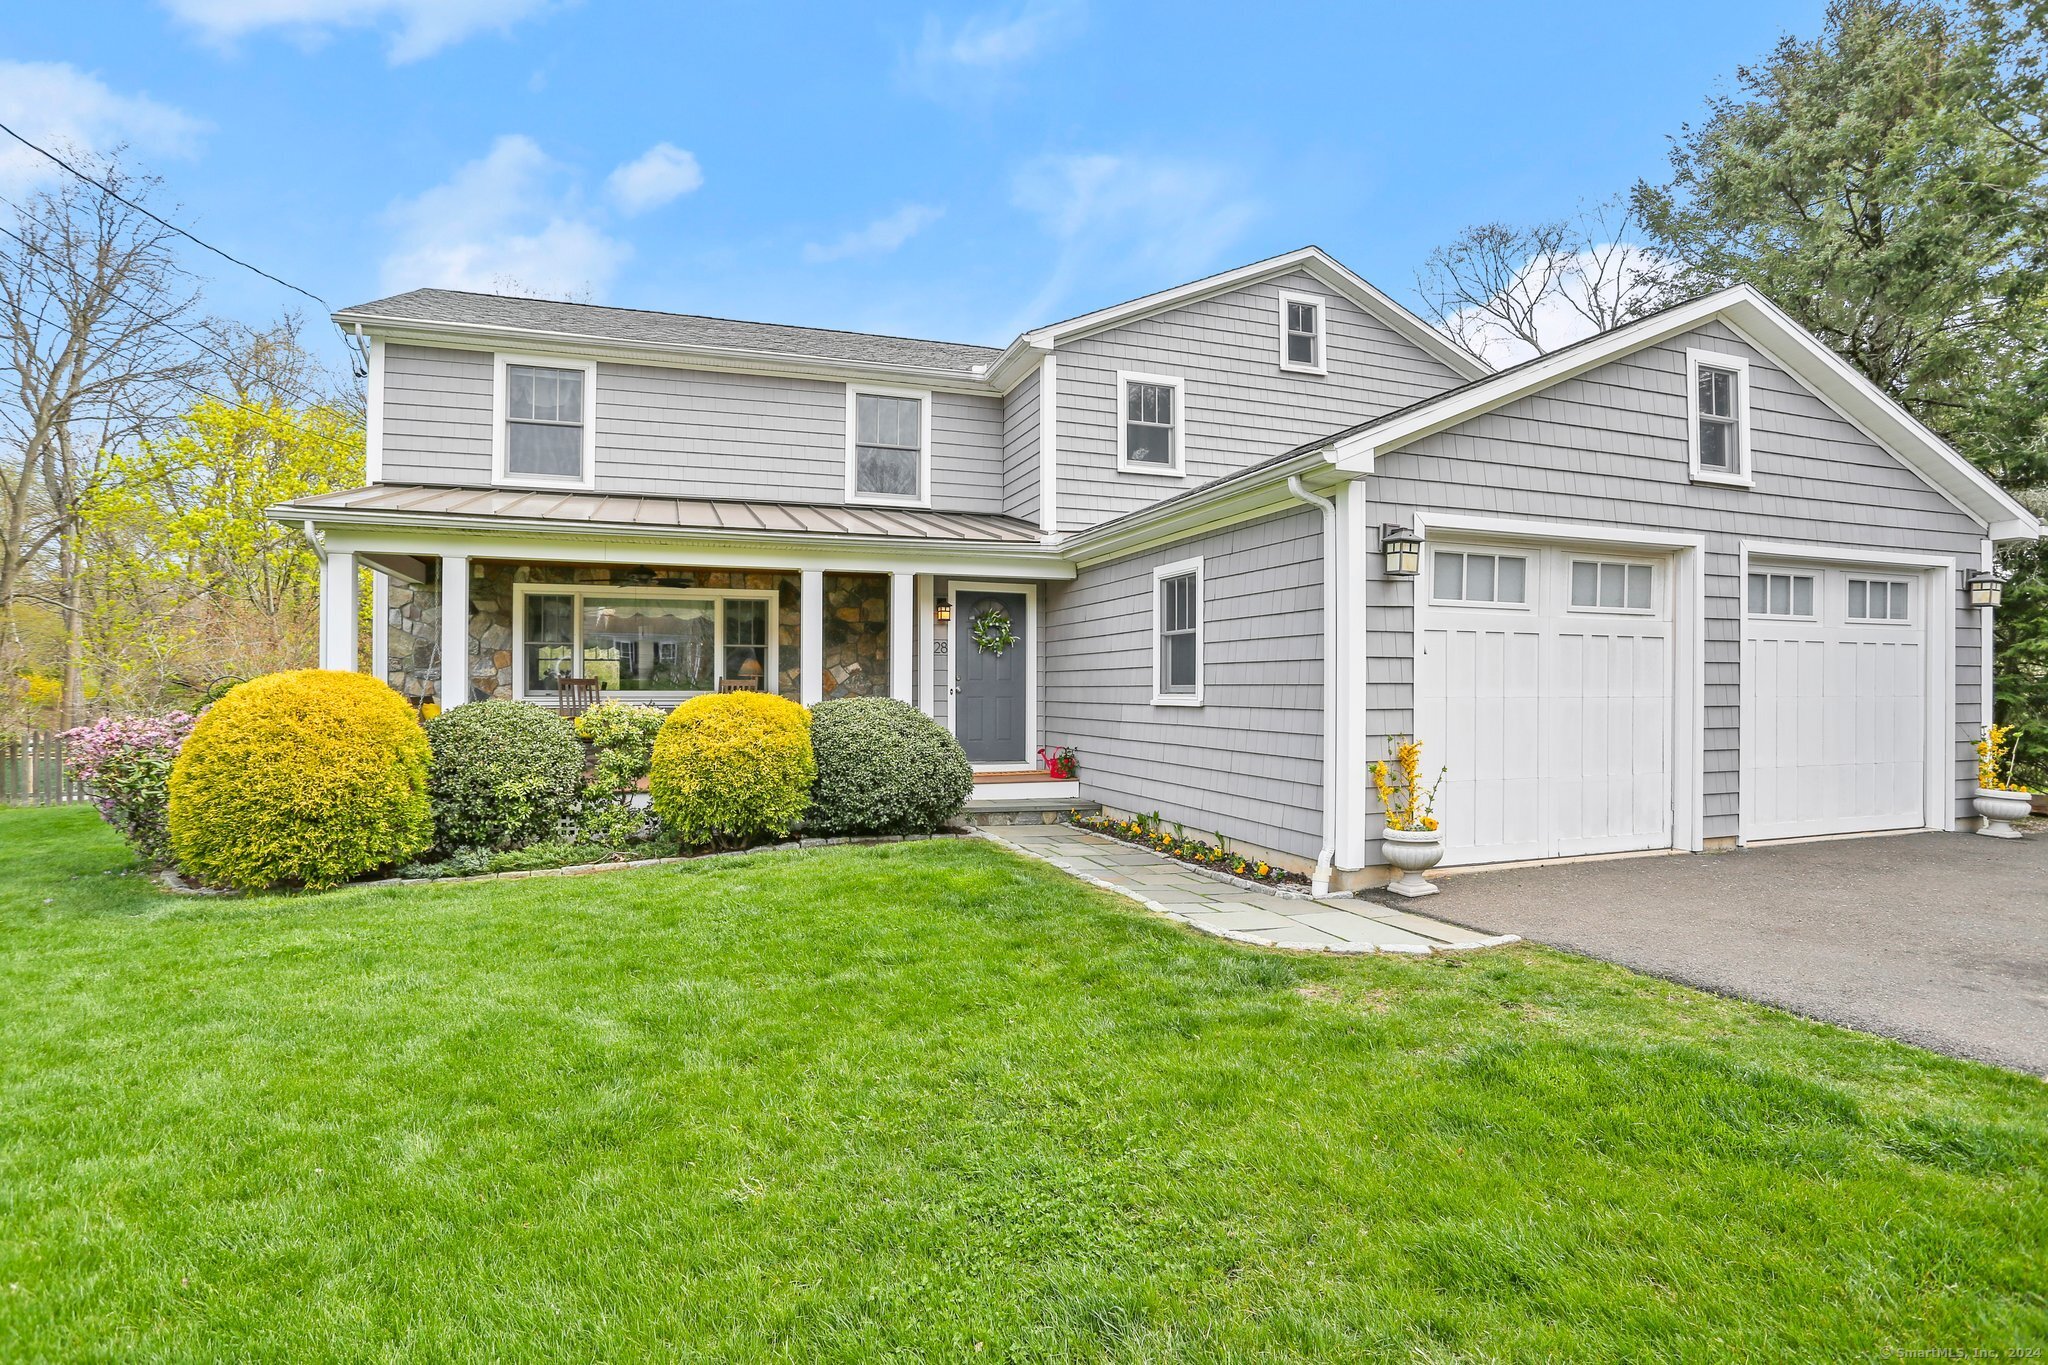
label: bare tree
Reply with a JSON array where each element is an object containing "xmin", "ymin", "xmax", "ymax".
[
  {"xmin": 0, "ymin": 153, "xmax": 204, "ymax": 725},
  {"xmin": 1416, "ymin": 197, "xmax": 1676, "ymax": 365}
]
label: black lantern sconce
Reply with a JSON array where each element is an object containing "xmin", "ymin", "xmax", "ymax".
[
  {"xmin": 935, "ymin": 597, "xmax": 953, "ymax": 623},
  {"xmin": 1967, "ymin": 569, "xmax": 2007, "ymax": 609},
  {"xmin": 1380, "ymin": 524, "xmax": 1423, "ymax": 577}
]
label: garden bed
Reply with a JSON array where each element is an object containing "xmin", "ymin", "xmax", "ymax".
[{"xmin": 1070, "ymin": 811, "xmax": 1309, "ymax": 890}]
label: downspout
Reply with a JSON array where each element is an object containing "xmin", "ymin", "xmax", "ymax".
[{"xmin": 1286, "ymin": 474, "xmax": 1339, "ymax": 897}]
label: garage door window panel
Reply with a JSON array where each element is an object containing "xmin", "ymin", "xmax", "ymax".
[
  {"xmin": 1431, "ymin": 550, "xmax": 1528, "ymax": 607},
  {"xmin": 1748, "ymin": 571, "xmax": 1815, "ymax": 620},
  {"xmin": 1848, "ymin": 577, "xmax": 1911, "ymax": 623},
  {"xmin": 1569, "ymin": 559, "xmax": 1654, "ymax": 614}
]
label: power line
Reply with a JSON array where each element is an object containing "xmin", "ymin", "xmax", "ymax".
[{"xmin": 0, "ymin": 119, "xmax": 330, "ymax": 309}]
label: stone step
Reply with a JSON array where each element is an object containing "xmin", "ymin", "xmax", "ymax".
[{"xmin": 959, "ymin": 799, "xmax": 1096, "ymax": 827}]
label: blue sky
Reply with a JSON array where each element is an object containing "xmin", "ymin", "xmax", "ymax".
[{"xmin": 0, "ymin": 0, "xmax": 1826, "ymax": 371}]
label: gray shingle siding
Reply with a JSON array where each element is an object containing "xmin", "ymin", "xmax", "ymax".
[
  {"xmin": 931, "ymin": 392, "xmax": 1006, "ymax": 515},
  {"xmin": 1002, "ymin": 365, "xmax": 1042, "ymax": 525},
  {"xmin": 1043, "ymin": 508, "xmax": 1325, "ymax": 862},
  {"xmin": 381, "ymin": 343, "xmax": 492, "ymax": 483},
  {"xmin": 1052, "ymin": 270, "xmax": 1466, "ymax": 533},
  {"xmin": 1367, "ymin": 318, "xmax": 1986, "ymax": 840}
]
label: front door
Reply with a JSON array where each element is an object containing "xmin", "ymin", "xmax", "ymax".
[{"xmin": 953, "ymin": 588, "xmax": 1029, "ymax": 765}]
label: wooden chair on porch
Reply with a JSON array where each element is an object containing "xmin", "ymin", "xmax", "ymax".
[
  {"xmin": 716, "ymin": 678, "xmax": 761, "ymax": 693},
  {"xmin": 556, "ymin": 677, "xmax": 604, "ymax": 717}
]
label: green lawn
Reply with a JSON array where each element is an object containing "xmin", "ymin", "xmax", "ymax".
[{"xmin": 1, "ymin": 806, "xmax": 2042, "ymax": 1361}]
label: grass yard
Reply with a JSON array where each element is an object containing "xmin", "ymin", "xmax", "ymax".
[{"xmin": 2, "ymin": 805, "xmax": 2043, "ymax": 1361}]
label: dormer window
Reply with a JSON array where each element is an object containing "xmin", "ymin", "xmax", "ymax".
[
  {"xmin": 1278, "ymin": 289, "xmax": 1327, "ymax": 375},
  {"xmin": 846, "ymin": 387, "xmax": 931, "ymax": 505},
  {"xmin": 1686, "ymin": 348, "xmax": 1751, "ymax": 486},
  {"xmin": 493, "ymin": 354, "xmax": 597, "ymax": 489}
]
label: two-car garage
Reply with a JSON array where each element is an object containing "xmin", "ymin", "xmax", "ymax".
[{"xmin": 1414, "ymin": 529, "xmax": 1948, "ymax": 869}]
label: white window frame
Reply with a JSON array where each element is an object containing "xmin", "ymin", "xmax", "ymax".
[
  {"xmin": 492, "ymin": 353, "xmax": 599, "ymax": 491},
  {"xmin": 1686, "ymin": 347, "xmax": 1753, "ymax": 488},
  {"xmin": 510, "ymin": 582, "xmax": 779, "ymax": 705},
  {"xmin": 1428, "ymin": 547, "xmax": 1533, "ymax": 611},
  {"xmin": 1116, "ymin": 371, "xmax": 1186, "ymax": 478},
  {"xmin": 1276, "ymin": 288, "xmax": 1328, "ymax": 376},
  {"xmin": 1565, "ymin": 555, "xmax": 1660, "ymax": 617},
  {"xmin": 1744, "ymin": 569, "xmax": 1819, "ymax": 622},
  {"xmin": 1846, "ymin": 575, "xmax": 1914, "ymax": 626},
  {"xmin": 844, "ymin": 384, "xmax": 933, "ymax": 508},
  {"xmin": 1151, "ymin": 556, "xmax": 1204, "ymax": 707}
]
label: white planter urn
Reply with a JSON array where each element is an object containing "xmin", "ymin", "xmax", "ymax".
[
  {"xmin": 1381, "ymin": 826, "xmax": 1445, "ymax": 897},
  {"xmin": 1973, "ymin": 787, "xmax": 2032, "ymax": 839}
]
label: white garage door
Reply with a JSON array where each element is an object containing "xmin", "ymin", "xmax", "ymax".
[
  {"xmin": 1417, "ymin": 543, "xmax": 1674, "ymax": 867},
  {"xmin": 1741, "ymin": 562, "xmax": 1927, "ymax": 841}
]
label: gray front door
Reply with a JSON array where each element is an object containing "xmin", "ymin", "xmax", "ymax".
[{"xmin": 953, "ymin": 589, "xmax": 1028, "ymax": 764}]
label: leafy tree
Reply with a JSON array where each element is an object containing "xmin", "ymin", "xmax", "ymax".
[{"xmin": 1633, "ymin": 0, "xmax": 2048, "ymax": 783}]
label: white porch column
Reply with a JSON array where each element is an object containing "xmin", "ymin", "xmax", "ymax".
[
  {"xmin": 370, "ymin": 570, "xmax": 390, "ymax": 682},
  {"xmin": 317, "ymin": 548, "xmax": 357, "ymax": 671},
  {"xmin": 915, "ymin": 574, "xmax": 935, "ymax": 716},
  {"xmin": 800, "ymin": 568, "xmax": 825, "ymax": 705},
  {"xmin": 889, "ymin": 571, "xmax": 915, "ymax": 702},
  {"xmin": 439, "ymin": 552, "xmax": 470, "ymax": 708}
]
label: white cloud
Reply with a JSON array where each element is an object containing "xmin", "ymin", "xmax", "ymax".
[
  {"xmin": 605, "ymin": 143, "xmax": 703, "ymax": 216},
  {"xmin": 802, "ymin": 204, "xmax": 944, "ymax": 264},
  {"xmin": 161, "ymin": 0, "xmax": 549, "ymax": 63},
  {"xmin": 0, "ymin": 61, "xmax": 205, "ymax": 194},
  {"xmin": 377, "ymin": 135, "xmax": 631, "ymax": 300},
  {"xmin": 901, "ymin": 0, "xmax": 1082, "ymax": 99},
  {"xmin": 1009, "ymin": 151, "xmax": 1260, "ymax": 325}
]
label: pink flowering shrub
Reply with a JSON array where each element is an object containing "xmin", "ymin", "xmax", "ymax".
[{"xmin": 61, "ymin": 713, "xmax": 196, "ymax": 867}]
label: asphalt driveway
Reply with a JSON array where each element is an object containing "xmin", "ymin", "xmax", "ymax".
[{"xmin": 1391, "ymin": 830, "xmax": 2048, "ymax": 1075}]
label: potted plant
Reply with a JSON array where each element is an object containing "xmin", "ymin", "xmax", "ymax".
[
  {"xmin": 1974, "ymin": 723, "xmax": 2032, "ymax": 839},
  {"xmin": 1037, "ymin": 744, "xmax": 1077, "ymax": 780},
  {"xmin": 1370, "ymin": 737, "xmax": 1446, "ymax": 897}
]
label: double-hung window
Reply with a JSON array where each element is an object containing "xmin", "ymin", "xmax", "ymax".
[
  {"xmin": 1747, "ymin": 571, "xmax": 1815, "ymax": 619},
  {"xmin": 1687, "ymin": 348, "xmax": 1751, "ymax": 485},
  {"xmin": 1848, "ymin": 578, "xmax": 1910, "ymax": 622},
  {"xmin": 847, "ymin": 389, "xmax": 928, "ymax": 504},
  {"xmin": 1278, "ymin": 290, "xmax": 1327, "ymax": 374},
  {"xmin": 496, "ymin": 356, "xmax": 596, "ymax": 488},
  {"xmin": 1153, "ymin": 558, "xmax": 1203, "ymax": 705},
  {"xmin": 1118, "ymin": 372, "xmax": 1184, "ymax": 476}
]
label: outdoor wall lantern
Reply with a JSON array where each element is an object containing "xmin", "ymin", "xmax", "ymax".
[
  {"xmin": 1967, "ymin": 569, "xmax": 2007, "ymax": 609},
  {"xmin": 935, "ymin": 597, "xmax": 953, "ymax": 623},
  {"xmin": 1381, "ymin": 524, "xmax": 1423, "ymax": 577}
]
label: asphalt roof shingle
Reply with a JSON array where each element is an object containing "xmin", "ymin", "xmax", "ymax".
[{"xmin": 335, "ymin": 288, "xmax": 1003, "ymax": 373}]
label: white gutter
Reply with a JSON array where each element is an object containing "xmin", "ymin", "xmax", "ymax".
[{"xmin": 1285, "ymin": 474, "xmax": 1339, "ymax": 898}]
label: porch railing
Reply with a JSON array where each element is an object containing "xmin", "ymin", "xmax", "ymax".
[{"xmin": 0, "ymin": 730, "xmax": 86, "ymax": 806}]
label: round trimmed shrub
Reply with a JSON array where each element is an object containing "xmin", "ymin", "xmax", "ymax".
[
  {"xmin": 168, "ymin": 670, "xmax": 432, "ymax": 890},
  {"xmin": 425, "ymin": 699, "xmax": 585, "ymax": 850},
  {"xmin": 807, "ymin": 697, "xmax": 973, "ymax": 836},
  {"xmin": 649, "ymin": 692, "xmax": 814, "ymax": 847}
]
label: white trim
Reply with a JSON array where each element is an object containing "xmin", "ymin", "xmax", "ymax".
[
  {"xmin": 490, "ymin": 352, "xmax": 598, "ymax": 492},
  {"xmin": 364, "ymin": 335, "xmax": 385, "ymax": 484},
  {"xmin": 1276, "ymin": 287, "xmax": 1329, "ymax": 376},
  {"xmin": 1685, "ymin": 347, "xmax": 1753, "ymax": 487},
  {"xmin": 1332, "ymin": 286, "xmax": 2038, "ymax": 541},
  {"xmin": 1735, "ymin": 540, "xmax": 1959, "ymax": 841},
  {"xmin": 1980, "ymin": 536, "xmax": 1997, "ymax": 733},
  {"xmin": 1411, "ymin": 511, "xmax": 1707, "ymax": 856},
  {"xmin": 1150, "ymin": 555, "xmax": 1205, "ymax": 707},
  {"xmin": 1038, "ymin": 353, "xmax": 1060, "ymax": 536},
  {"xmin": 915, "ymin": 573, "xmax": 935, "ymax": 717},
  {"xmin": 945, "ymin": 581, "xmax": 1038, "ymax": 768},
  {"xmin": 844, "ymin": 383, "xmax": 934, "ymax": 509},
  {"xmin": 369, "ymin": 568, "xmax": 390, "ymax": 679},
  {"xmin": 510, "ymin": 580, "xmax": 779, "ymax": 706},
  {"xmin": 800, "ymin": 569, "xmax": 824, "ymax": 705},
  {"xmin": 318, "ymin": 549, "xmax": 358, "ymax": 671},
  {"xmin": 1115, "ymin": 370, "xmax": 1186, "ymax": 478},
  {"xmin": 439, "ymin": 552, "xmax": 469, "ymax": 708}
]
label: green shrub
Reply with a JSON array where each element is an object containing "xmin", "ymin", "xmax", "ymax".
[
  {"xmin": 425, "ymin": 700, "xmax": 584, "ymax": 851},
  {"xmin": 574, "ymin": 700, "xmax": 665, "ymax": 848},
  {"xmin": 807, "ymin": 697, "xmax": 973, "ymax": 836},
  {"xmin": 649, "ymin": 692, "xmax": 814, "ymax": 848},
  {"xmin": 167, "ymin": 669, "xmax": 432, "ymax": 890}
]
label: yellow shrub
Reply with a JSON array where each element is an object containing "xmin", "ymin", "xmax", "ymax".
[
  {"xmin": 168, "ymin": 669, "xmax": 433, "ymax": 890},
  {"xmin": 649, "ymin": 692, "xmax": 814, "ymax": 847}
]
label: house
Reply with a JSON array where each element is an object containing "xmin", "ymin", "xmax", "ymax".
[{"xmin": 274, "ymin": 247, "xmax": 2040, "ymax": 893}]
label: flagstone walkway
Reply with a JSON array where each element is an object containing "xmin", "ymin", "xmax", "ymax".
[{"xmin": 978, "ymin": 823, "xmax": 1519, "ymax": 955}]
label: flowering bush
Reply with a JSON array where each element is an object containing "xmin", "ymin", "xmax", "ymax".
[
  {"xmin": 1069, "ymin": 810, "xmax": 1296, "ymax": 886},
  {"xmin": 61, "ymin": 713, "xmax": 197, "ymax": 867},
  {"xmin": 1370, "ymin": 737, "xmax": 1444, "ymax": 833},
  {"xmin": 1977, "ymin": 724, "xmax": 2028, "ymax": 793}
]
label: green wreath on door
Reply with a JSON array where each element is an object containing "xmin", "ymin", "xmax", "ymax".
[{"xmin": 969, "ymin": 602, "xmax": 1017, "ymax": 657}]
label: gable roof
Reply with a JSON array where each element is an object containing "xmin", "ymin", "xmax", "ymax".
[
  {"xmin": 335, "ymin": 289, "xmax": 1001, "ymax": 375},
  {"xmin": 1324, "ymin": 285, "xmax": 2040, "ymax": 542}
]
